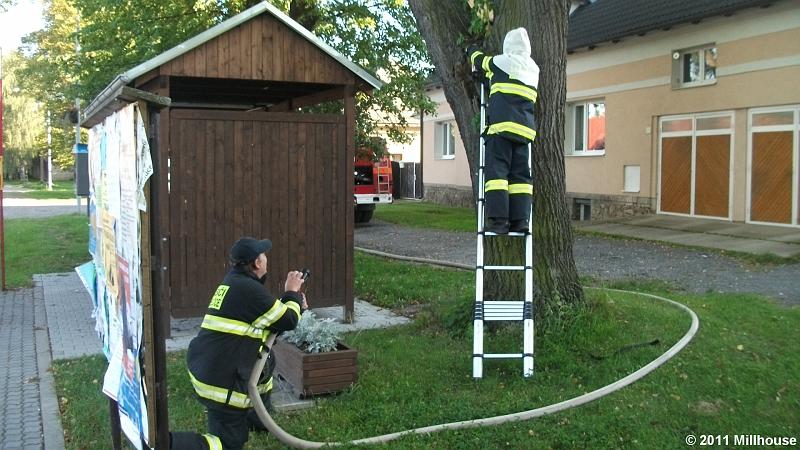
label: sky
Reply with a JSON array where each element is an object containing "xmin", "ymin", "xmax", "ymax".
[{"xmin": 0, "ymin": 0, "xmax": 44, "ymax": 53}]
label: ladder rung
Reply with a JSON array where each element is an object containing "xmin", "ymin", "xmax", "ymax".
[
  {"xmin": 483, "ymin": 353, "xmax": 524, "ymax": 359},
  {"xmin": 482, "ymin": 231, "xmax": 527, "ymax": 236},
  {"xmin": 483, "ymin": 301, "xmax": 525, "ymax": 321},
  {"xmin": 482, "ymin": 265, "xmax": 528, "ymax": 271}
]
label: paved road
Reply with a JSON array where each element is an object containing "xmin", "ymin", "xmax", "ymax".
[
  {"xmin": 355, "ymin": 220, "xmax": 800, "ymax": 304},
  {"xmin": 2, "ymin": 197, "xmax": 86, "ymax": 219}
]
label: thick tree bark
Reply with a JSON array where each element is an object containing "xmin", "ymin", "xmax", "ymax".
[{"xmin": 409, "ymin": 0, "xmax": 584, "ymax": 315}]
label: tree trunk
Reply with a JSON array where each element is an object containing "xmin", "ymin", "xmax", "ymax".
[{"xmin": 409, "ymin": 0, "xmax": 583, "ymax": 316}]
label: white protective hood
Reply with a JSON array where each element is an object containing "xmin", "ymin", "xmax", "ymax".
[{"xmin": 492, "ymin": 27, "xmax": 540, "ymax": 88}]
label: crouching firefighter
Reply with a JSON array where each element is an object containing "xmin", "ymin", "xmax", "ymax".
[
  {"xmin": 468, "ymin": 27, "xmax": 540, "ymax": 234},
  {"xmin": 170, "ymin": 237, "xmax": 308, "ymax": 450}
]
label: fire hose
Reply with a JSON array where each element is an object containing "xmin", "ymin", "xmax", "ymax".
[{"xmin": 248, "ymin": 287, "xmax": 699, "ymax": 448}]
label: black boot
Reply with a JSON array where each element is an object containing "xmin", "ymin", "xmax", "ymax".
[
  {"xmin": 485, "ymin": 218, "xmax": 509, "ymax": 234},
  {"xmin": 509, "ymin": 220, "xmax": 529, "ymax": 233},
  {"xmin": 169, "ymin": 431, "xmax": 210, "ymax": 449}
]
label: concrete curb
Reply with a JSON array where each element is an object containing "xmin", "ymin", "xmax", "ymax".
[{"xmin": 33, "ymin": 275, "xmax": 67, "ymax": 450}]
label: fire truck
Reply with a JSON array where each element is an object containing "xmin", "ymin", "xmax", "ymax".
[{"xmin": 353, "ymin": 154, "xmax": 392, "ymax": 223}]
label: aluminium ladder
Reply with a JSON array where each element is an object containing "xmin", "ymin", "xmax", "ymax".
[{"xmin": 473, "ymin": 82, "xmax": 535, "ymax": 378}]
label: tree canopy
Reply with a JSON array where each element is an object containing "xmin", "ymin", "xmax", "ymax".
[
  {"xmin": 12, "ymin": 0, "xmax": 433, "ymax": 169},
  {"xmin": 2, "ymin": 50, "xmax": 47, "ymax": 177}
]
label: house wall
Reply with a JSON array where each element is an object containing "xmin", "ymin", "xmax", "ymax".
[
  {"xmin": 422, "ymin": 1, "xmax": 800, "ymax": 222},
  {"xmin": 421, "ymin": 89, "xmax": 473, "ymax": 207},
  {"xmin": 565, "ymin": 2, "xmax": 799, "ymax": 221}
]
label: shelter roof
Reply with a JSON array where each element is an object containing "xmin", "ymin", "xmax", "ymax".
[{"xmin": 83, "ymin": 1, "xmax": 382, "ymax": 127}]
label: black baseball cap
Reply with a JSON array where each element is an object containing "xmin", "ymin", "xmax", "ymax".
[{"xmin": 230, "ymin": 237, "xmax": 272, "ymax": 263}]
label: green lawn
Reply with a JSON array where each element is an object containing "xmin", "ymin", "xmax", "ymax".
[
  {"xmin": 6, "ymin": 179, "xmax": 78, "ymax": 199},
  {"xmin": 375, "ymin": 200, "xmax": 476, "ymax": 232},
  {"xmin": 3, "ymin": 214, "xmax": 90, "ymax": 287},
  {"xmin": 10, "ymin": 209, "xmax": 791, "ymax": 448},
  {"xmin": 53, "ymin": 252, "xmax": 799, "ymax": 449}
]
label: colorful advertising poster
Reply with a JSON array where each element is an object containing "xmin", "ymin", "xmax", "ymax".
[{"xmin": 82, "ymin": 104, "xmax": 150, "ymax": 449}]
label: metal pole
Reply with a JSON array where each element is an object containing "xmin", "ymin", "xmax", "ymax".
[
  {"xmin": 75, "ymin": 13, "xmax": 81, "ymax": 210},
  {"xmin": 47, "ymin": 111, "xmax": 52, "ymax": 190},
  {"xmin": 0, "ymin": 46, "xmax": 6, "ymax": 290}
]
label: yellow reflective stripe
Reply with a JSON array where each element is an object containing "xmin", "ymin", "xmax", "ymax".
[
  {"xmin": 284, "ymin": 299, "xmax": 301, "ymax": 318},
  {"xmin": 486, "ymin": 122, "xmax": 537, "ymax": 141},
  {"xmin": 203, "ymin": 434, "xmax": 222, "ymax": 450},
  {"xmin": 509, "ymin": 183, "xmax": 533, "ymax": 195},
  {"xmin": 257, "ymin": 376, "xmax": 274, "ymax": 394},
  {"xmin": 252, "ymin": 299, "xmax": 294, "ymax": 329},
  {"xmin": 470, "ymin": 50, "xmax": 484, "ymax": 66},
  {"xmin": 485, "ymin": 179, "xmax": 508, "ymax": 192},
  {"xmin": 201, "ymin": 314, "xmax": 262, "ymax": 339},
  {"xmin": 189, "ymin": 371, "xmax": 250, "ymax": 408},
  {"xmin": 490, "ymin": 82, "xmax": 538, "ymax": 103},
  {"xmin": 482, "ymin": 56, "xmax": 493, "ymax": 79}
]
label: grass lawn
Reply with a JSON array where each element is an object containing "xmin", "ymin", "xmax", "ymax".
[
  {"xmin": 375, "ymin": 200, "xmax": 475, "ymax": 232},
  {"xmin": 6, "ymin": 179, "xmax": 78, "ymax": 199},
  {"xmin": 53, "ymin": 251, "xmax": 799, "ymax": 449},
  {"xmin": 3, "ymin": 214, "xmax": 90, "ymax": 287}
]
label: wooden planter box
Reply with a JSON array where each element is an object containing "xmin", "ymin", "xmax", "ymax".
[{"xmin": 272, "ymin": 340, "xmax": 358, "ymax": 398}]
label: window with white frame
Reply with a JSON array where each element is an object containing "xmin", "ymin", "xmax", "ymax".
[
  {"xmin": 672, "ymin": 44, "xmax": 717, "ymax": 89},
  {"xmin": 565, "ymin": 100, "xmax": 606, "ymax": 156},
  {"xmin": 434, "ymin": 120, "xmax": 456, "ymax": 159}
]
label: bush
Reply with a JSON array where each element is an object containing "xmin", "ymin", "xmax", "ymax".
[{"xmin": 281, "ymin": 311, "xmax": 341, "ymax": 353}]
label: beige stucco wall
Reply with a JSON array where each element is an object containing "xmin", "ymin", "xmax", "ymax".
[
  {"xmin": 422, "ymin": 1, "xmax": 800, "ymax": 221},
  {"xmin": 565, "ymin": 1, "xmax": 800, "ymax": 221},
  {"xmin": 421, "ymin": 91, "xmax": 472, "ymax": 186}
]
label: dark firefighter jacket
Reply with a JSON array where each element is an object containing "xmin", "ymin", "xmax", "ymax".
[
  {"xmin": 469, "ymin": 46, "xmax": 538, "ymax": 144},
  {"xmin": 187, "ymin": 266, "xmax": 302, "ymax": 409}
]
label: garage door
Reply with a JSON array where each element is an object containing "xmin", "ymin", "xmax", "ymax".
[
  {"xmin": 749, "ymin": 107, "xmax": 799, "ymax": 226},
  {"xmin": 659, "ymin": 114, "xmax": 732, "ymax": 219}
]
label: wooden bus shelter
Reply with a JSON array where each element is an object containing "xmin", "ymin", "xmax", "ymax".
[
  {"xmin": 81, "ymin": 3, "xmax": 381, "ymax": 447},
  {"xmin": 84, "ymin": 2, "xmax": 380, "ymax": 319}
]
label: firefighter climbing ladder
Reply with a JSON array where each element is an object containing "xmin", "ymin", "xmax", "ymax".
[{"xmin": 473, "ymin": 83, "xmax": 535, "ymax": 378}]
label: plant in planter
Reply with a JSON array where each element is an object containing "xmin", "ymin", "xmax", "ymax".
[{"xmin": 272, "ymin": 311, "xmax": 358, "ymax": 398}]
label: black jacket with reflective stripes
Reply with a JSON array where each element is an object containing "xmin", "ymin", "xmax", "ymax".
[
  {"xmin": 469, "ymin": 47, "xmax": 538, "ymax": 144},
  {"xmin": 186, "ymin": 266, "xmax": 302, "ymax": 408}
]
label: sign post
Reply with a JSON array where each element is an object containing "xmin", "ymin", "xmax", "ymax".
[{"xmin": 1, "ymin": 47, "xmax": 7, "ymax": 291}]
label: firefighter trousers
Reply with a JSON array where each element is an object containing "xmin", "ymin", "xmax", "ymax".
[
  {"xmin": 171, "ymin": 354, "xmax": 276, "ymax": 449},
  {"xmin": 484, "ymin": 135, "xmax": 532, "ymax": 224},
  {"xmin": 170, "ymin": 401, "xmax": 248, "ymax": 449}
]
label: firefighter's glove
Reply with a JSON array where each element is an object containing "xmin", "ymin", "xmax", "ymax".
[{"xmin": 465, "ymin": 45, "xmax": 480, "ymax": 61}]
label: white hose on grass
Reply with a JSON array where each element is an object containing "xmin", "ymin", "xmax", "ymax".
[{"xmin": 248, "ymin": 251, "xmax": 700, "ymax": 448}]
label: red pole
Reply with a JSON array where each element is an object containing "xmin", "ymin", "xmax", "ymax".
[{"xmin": 1, "ymin": 47, "xmax": 6, "ymax": 290}]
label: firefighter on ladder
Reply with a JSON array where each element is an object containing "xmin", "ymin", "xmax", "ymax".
[
  {"xmin": 468, "ymin": 27, "xmax": 540, "ymax": 234},
  {"xmin": 170, "ymin": 237, "xmax": 307, "ymax": 450}
]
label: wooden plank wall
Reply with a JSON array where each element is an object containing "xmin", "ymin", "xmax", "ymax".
[
  {"xmin": 161, "ymin": 14, "xmax": 353, "ymax": 85},
  {"xmin": 169, "ymin": 109, "xmax": 350, "ymax": 316},
  {"xmin": 660, "ymin": 137, "xmax": 692, "ymax": 214}
]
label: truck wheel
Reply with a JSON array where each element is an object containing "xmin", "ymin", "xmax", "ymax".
[
  {"xmin": 358, "ymin": 209, "xmax": 373, "ymax": 223},
  {"xmin": 354, "ymin": 205, "xmax": 375, "ymax": 223}
]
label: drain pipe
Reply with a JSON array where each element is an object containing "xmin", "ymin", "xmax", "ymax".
[{"xmin": 249, "ymin": 287, "xmax": 699, "ymax": 448}]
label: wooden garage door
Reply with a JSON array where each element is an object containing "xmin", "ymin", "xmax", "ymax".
[
  {"xmin": 751, "ymin": 131, "xmax": 793, "ymax": 224},
  {"xmin": 695, "ymin": 135, "xmax": 730, "ymax": 217},
  {"xmin": 660, "ymin": 136, "xmax": 692, "ymax": 214}
]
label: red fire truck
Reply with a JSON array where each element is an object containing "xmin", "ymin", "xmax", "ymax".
[{"xmin": 353, "ymin": 155, "xmax": 392, "ymax": 223}]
